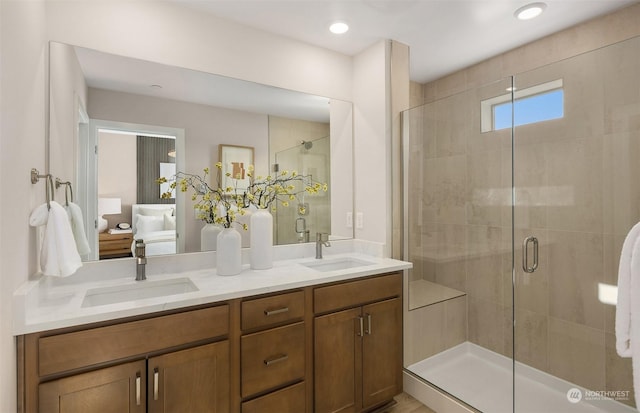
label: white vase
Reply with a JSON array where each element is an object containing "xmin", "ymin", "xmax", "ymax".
[
  {"xmin": 250, "ymin": 208, "xmax": 273, "ymax": 270},
  {"xmin": 236, "ymin": 206, "xmax": 253, "ymax": 248},
  {"xmin": 201, "ymin": 223, "xmax": 222, "ymax": 251},
  {"xmin": 216, "ymin": 227, "xmax": 242, "ymax": 275}
]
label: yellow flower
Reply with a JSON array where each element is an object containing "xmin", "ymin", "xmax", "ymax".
[
  {"xmin": 203, "ymin": 167, "xmax": 209, "ymax": 174},
  {"xmin": 225, "ymin": 172, "xmax": 231, "ymax": 177},
  {"xmin": 289, "ymin": 195, "xmax": 295, "ymax": 200},
  {"xmin": 248, "ymin": 165, "xmax": 255, "ymax": 173},
  {"xmin": 242, "ymin": 224, "xmax": 248, "ymax": 231},
  {"xmin": 298, "ymin": 206, "xmax": 306, "ymax": 215},
  {"xmin": 322, "ymin": 183, "xmax": 328, "ymax": 192},
  {"xmin": 156, "ymin": 177, "xmax": 167, "ymax": 184},
  {"xmin": 215, "ymin": 162, "xmax": 222, "ymax": 169},
  {"xmin": 282, "ymin": 201, "xmax": 289, "ymax": 207}
]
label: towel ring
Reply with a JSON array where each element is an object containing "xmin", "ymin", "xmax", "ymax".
[
  {"xmin": 55, "ymin": 178, "xmax": 74, "ymax": 206},
  {"xmin": 31, "ymin": 168, "xmax": 55, "ymax": 210}
]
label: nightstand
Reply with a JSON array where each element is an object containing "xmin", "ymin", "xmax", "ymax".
[{"xmin": 99, "ymin": 232, "xmax": 133, "ymax": 259}]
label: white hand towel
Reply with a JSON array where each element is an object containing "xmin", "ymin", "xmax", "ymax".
[
  {"xmin": 616, "ymin": 222, "xmax": 640, "ymax": 357},
  {"xmin": 66, "ymin": 202, "xmax": 91, "ymax": 255},
  {"xmin": 29, "ymin": 201, "xmax": 82, "ymax": 277},
  {"xmin": 616, "ymin": 221, "xmax": 640, "ymax": 408}
]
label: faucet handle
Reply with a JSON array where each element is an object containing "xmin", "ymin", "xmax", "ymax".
[{"xmin": 316, "ymin": 232, "xmax": 329, "ymax": 243}]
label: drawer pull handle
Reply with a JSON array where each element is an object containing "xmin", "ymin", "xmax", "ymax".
[
  {"xmin": 264, "ymin": 354, "xmax": 289, "ymax": 366},
  {"xmin": 357, "ymin": 316, "xmax": 364, "ymax": 337},
  {"xmin": 135, "ymin": 372, "xmax": 141, "ymax": 406},
  {"xmin": 153, "ymin": 367, "xmax": 159, "ymax": 401},
  {"xmin": 365, "ymin": 313, "xmax": 372, "ymax": 335},
  {"xmin": 264, "ymin": 307, "xmax": 289, "ymax": 316}
]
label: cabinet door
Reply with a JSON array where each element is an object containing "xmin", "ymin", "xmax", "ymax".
[
  {"xmin": 39, "ymin": 360, "xmax": 146, "ymax": 413},
  {"xmin": 148, "ymin": 341, "xmax": 229, "ymax": 413},
  {"xmin": 361, "ymin": 298, "xmax": 402, "ymax": 410},
  {"xmin": 314, "ymin": 307, "xmax": 362, "ymax": 413}
]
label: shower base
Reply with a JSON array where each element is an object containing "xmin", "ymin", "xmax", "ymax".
[{"xmin": 406, "ymin": 342, "xmax": 635, "ymax": 413}]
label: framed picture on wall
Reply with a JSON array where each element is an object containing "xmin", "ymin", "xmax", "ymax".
[{"xmin": 218, "ymin": 144, "xmax": 254, "ymax": 191}]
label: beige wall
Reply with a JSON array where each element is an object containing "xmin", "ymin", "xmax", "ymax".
[
  {"xmin": 98, "ymin": 130, "xmax": 137, "ymax": 227},
  {"xmin": 406, "ymin": 3, "xmax": 640, "ymax": 408},
  {"xmin": 413, "ymin": 3, "xmax": 640, "ymax": 105}
]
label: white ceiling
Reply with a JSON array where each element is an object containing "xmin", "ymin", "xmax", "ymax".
[{"xmin": 174, "ymin": 0, "xmax": 638, "ymax": 83}]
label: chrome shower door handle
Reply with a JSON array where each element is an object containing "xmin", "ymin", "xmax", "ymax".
[{"xmin": 522, "ymin": 236, "xmax": 539, "ymax": 273}]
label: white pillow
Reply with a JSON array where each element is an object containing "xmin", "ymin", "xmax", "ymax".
[
  {"xmin": 136, "ymin": 214, "xmax": 164, "ymax": 233},
  {"xmin": 164, "ymin": 214, "xmax": 176, "ymax": 230},
  {"xmin": 139, "ymin": 206, "xmax": 174, "ymax": 217}
]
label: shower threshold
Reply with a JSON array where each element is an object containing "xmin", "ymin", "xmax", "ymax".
[{"xmin": 407, "ymin": 342, "xmax": 635, "ymax": 413}]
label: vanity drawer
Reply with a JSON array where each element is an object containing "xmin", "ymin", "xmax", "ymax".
[
  {"xmin": 241, "ymin": 290, "xmax": 304, "ymax": 331},
  {"xmin": 241, "ymin": 322, "xmax": 305, "ymax": 398},
  {"xmin": 314, "ymin": 272, "xmax": 402, "ymax": 314},
  {"xmin": 38, "ymin": 305, "xmax": 229, "ymax": 376},
  {"xmin": 241, "ymin": 381, "xmax": 305, "ymax": 413}
]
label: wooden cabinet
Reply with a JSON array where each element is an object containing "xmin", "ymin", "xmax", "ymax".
[
  {"xmin": 38, "ymin": 343, "xmax": 229, "ymax": 413},
  {"xmin": 148, "ymin": 341, "xmax": 229, "ymax": 413},
  {"xmin": 22, "ymin": 305, "xmax": 230, "ymax": 413},
  {"xmin": 99, "ymin": 232, "xmax": 133, "ymax": 259},
  {"xmin": 39, "ymin": 360, "xmax": 146, "ymax": 413},
  {"xmin": 19, "ymin": 271, "xmax": 403, "ymax": 413},
  {"xmin": 239, "ymin": 290, "xmax": 309, "ymax": 413},
  {"xmin": 314, "ymin": 273, "xmax": 402, "ymax": 413}
]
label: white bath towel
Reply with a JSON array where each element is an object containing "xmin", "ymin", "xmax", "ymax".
[
  {"xmin": 66, "ymin": 202, "xmax": 91, "ymax": 255},
  {"xmin": 616, "ymin": 221, "xmax": 640, "ymax": 407},
  {"xmin": 29, "ymin": 201, "xmax": 82, "ymax": 277}
]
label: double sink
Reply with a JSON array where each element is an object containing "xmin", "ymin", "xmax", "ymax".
[{"xmin": 80, "ymin": 257, "xmax": 374, "ymax": 308}]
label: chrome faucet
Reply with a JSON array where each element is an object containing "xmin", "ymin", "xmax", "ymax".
[
  {"xmin": 315, "ymin": 233, "xmax": 331, "ymax": 259},
  {"xmin": 134, "ymin": 239, "xmax": 147, "ymax": 281}
]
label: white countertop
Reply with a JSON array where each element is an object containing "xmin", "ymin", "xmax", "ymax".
[{"xmin": 13, "ymin": 239, "xmax": 412, "ymax": 335}]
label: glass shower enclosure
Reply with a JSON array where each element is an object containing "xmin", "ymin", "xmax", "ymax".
[
  {"xmin": 273, "ymin": 136, "xmax": 331, "ymax": 244},
  {"xmin": 403, "ymin": 36, "xmax": 640, "ymax": 413}
]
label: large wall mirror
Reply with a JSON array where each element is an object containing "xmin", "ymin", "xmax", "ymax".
[{"xmin": 48, "ymin": 41, "xmax": 354, "ymax": 262}]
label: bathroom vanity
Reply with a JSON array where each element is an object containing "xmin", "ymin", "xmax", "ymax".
[{"xmin": 15, "ymin": 249, "xmax": 410, "ymax": 413}]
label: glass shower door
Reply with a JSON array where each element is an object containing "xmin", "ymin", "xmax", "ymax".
[{"xmin": 512, "ymin": 36, "xmax": 640, "ymax": 412}]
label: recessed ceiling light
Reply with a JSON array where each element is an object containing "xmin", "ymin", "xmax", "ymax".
[
  {"xmin": 329, "ymin": 22, "xmax": 349, "ymax": 34},
  {"xmin": 514, "ymin": 2, "xmax": 547, "ymax": 20}
]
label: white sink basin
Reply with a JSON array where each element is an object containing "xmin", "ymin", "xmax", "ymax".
[
  {"xmin": 82, "ymin": 277, "xmax": 199, "ymax": 308},
  {"xmin": 302, "ymin": 257, "xmax": 375, "ymax": 272}
]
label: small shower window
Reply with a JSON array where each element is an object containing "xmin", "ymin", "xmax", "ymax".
[{"xmin": 481, "ymin": 79, "xmax": 564, "ymax": 132}]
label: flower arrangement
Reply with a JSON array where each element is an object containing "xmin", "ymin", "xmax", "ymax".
[
  {"xmin": 243, "ymin": 166, "xmax": 327, "ymax": 214},
  {"xmin": 158, "ymin": 167, "xmax": 245, "ymax": 229},
  {"xmin": 157, "ymin": 162, "xmax": 327, "ymax": 228}
]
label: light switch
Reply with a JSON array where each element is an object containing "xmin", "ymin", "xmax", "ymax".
[{"xmin": 356, "ymin": 212, "xmax": 363, "ymax": 229}]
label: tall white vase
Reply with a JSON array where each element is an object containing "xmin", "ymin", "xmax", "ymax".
[
  {"xmin": 250, "ymin": 208, "xmax": 273, "ymax": 270},
  {"xmin": 216, "ymin": 227, "xmax": 242, "ymax": 275},
  {"xmin": 201, "ymin": 223, "xmax": 222, "ymax": 251}
]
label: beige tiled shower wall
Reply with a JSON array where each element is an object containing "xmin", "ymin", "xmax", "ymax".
[
  {"xmin": 407, "ymin": 3, "xmax": 640, "ymax": 408},
  {"xmin": 268, "ymin": 116, "xmax": 330, "ymax": 244}
]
